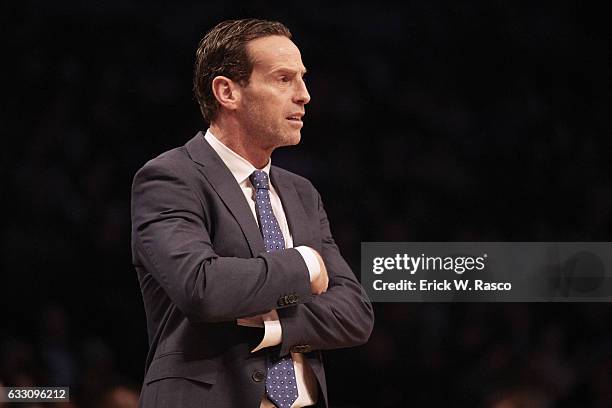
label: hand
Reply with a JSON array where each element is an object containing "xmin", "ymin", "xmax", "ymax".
[
  {"xmin": 310, "ymin": 250, "xmax": 329, "ymax": 295},
  {"xmin": 236, "ymin": 313, "xmax": 265, "ymax": 328}
]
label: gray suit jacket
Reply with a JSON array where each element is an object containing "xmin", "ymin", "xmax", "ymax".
[{"xmin": 131, "ymin": 131, "xmax": 374, "ymax": 407}]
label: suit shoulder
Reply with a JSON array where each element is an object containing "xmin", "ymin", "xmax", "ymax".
[
  {"xmin": 132, "ymin": 145, "xmax": 200, "ymax": 192},
  {"xmin": 135, "ymin": 145, "xmax": 192, "ymax": 176},
  {"xmin": 140, "ymin": 145, "xmax": 189, "ymax": 170}
]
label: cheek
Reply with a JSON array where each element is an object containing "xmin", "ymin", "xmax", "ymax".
[{"xmin": 244, "ymin": 89, "xmax": 287, "ymax": 127}]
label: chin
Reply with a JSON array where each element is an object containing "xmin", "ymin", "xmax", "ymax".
[
  {"xmin": 277, "ymin": 132, "xmax": 301, "ymax": 148},
  {"xmin": 289, "ymin": 132, "xmax": 302, "ymax": 145}
]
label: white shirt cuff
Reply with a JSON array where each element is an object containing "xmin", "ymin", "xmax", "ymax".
[
  {"xmin": 295, "ymin": 246, "xmax": 321, "ymax": 282},
  {"xmin": 251, "ymin": 310, "xmax": 282, "ymax": 353}
]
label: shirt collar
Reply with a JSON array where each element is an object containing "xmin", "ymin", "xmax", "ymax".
[{"xmin": 204, "ymin": 128, "xmax": 271, "ymax": 185}]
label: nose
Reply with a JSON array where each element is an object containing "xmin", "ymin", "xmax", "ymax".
[{"xmin": 293, "ymin": 76, "xmax": 311, "ymax": 105}]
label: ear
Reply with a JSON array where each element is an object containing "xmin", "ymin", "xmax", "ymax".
[{"xmin": 211, "ymin": 76, "xmax": 242, "ymax": 111}]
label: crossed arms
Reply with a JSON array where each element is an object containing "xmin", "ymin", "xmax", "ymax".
[{"xmin": 131, "ymin": 158, "xmax": 374, "ymax": 355}]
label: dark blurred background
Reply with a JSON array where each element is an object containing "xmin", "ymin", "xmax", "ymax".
[{"xmin": 3, "ymin": 1, "xmax": 612, "ymax": 407}]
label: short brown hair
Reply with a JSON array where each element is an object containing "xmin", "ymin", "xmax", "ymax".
[{"xmin": 193, "ymin": 19, "xmax": 292, "ymax": 123}]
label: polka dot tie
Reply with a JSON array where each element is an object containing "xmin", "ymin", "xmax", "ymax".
[
  {"xmin": 249, "ymin": 170, "xmax": 298, "ymax": 408},
  {"xmin": 250, "ymin": 170, "xmax": 286, "ymax": 253}
]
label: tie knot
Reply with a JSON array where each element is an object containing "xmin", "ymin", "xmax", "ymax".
[{"xmin": 250, "ymin": 170, "xmax": 269, "ymax": 190}]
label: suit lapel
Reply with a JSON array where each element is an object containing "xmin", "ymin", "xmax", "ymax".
[
  {"xmin": 185, "ymin": 132, "xmax": 265, "ymax": 257},
  {"xmin": 270, "ymin": 167, "xmax": 312, "ymax": 248}
]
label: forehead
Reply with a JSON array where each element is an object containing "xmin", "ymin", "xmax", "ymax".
[{"xmin": 246, "ymin": 35, "xmax": 305, "ymax": 72}]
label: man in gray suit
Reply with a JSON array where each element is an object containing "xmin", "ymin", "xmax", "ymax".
[{"xmin": 131, "ymin": 19, "xmax": 374, "ymax": 408}]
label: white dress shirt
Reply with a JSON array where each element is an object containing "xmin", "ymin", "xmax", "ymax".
[{"xmin": 204, "ymin": 129, "xmax": 319, "ymax": 408}]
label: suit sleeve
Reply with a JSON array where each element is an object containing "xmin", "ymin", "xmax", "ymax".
[
  {"xmin": 131, "ymin": 159, "xmax": 313, "ymax": 323},
  {"xmin": 276, "ymin": 190, "xmax": 375, "ymax": 355}
]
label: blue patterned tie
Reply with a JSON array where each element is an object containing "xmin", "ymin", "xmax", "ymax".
[{"xmin": 249, "ymin": 170, "xmax": 298, "ymax": 408}]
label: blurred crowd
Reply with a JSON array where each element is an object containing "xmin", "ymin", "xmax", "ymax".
[
  {"xmin": 4, "ymin": 301, "xmax": 612, "ymax": 407},
  {"xmin": 4, "ymin": 1, "xmax": 611, "ymax": 407},
  {"xmin": 0, "ymin": 305, "xmax": 139, "ymax": 408}
]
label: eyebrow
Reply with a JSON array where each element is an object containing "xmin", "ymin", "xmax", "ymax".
[{"xmin": 270, "ymin": 67, "xmax": 308, "ymax": 76}]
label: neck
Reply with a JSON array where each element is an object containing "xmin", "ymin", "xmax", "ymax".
[{"xmin": 210, "ymin": 117, "xmax": 271, "ymax": 169}]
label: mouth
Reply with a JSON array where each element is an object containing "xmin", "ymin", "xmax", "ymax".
[
  {"xmin": 286, "ymin": 113, "xmax": 304, "ymax": 122},
  {"xmin": 286, "ymin": 114, "xmax": 304, "ymax": 127}
]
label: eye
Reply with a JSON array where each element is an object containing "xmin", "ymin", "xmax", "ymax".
[{"xmin": 279, "ymin": 75, "xmax": 290, "ymax": 83}]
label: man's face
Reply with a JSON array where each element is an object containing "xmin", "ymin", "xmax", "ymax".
[{"xmin": 238, "ymin": 35, "xmax": 310, "ymax": 151}]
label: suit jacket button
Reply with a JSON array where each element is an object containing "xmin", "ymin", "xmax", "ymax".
[{"xmin": 252, "ymin": 369, "xmax": 265, "ymax": 383}]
